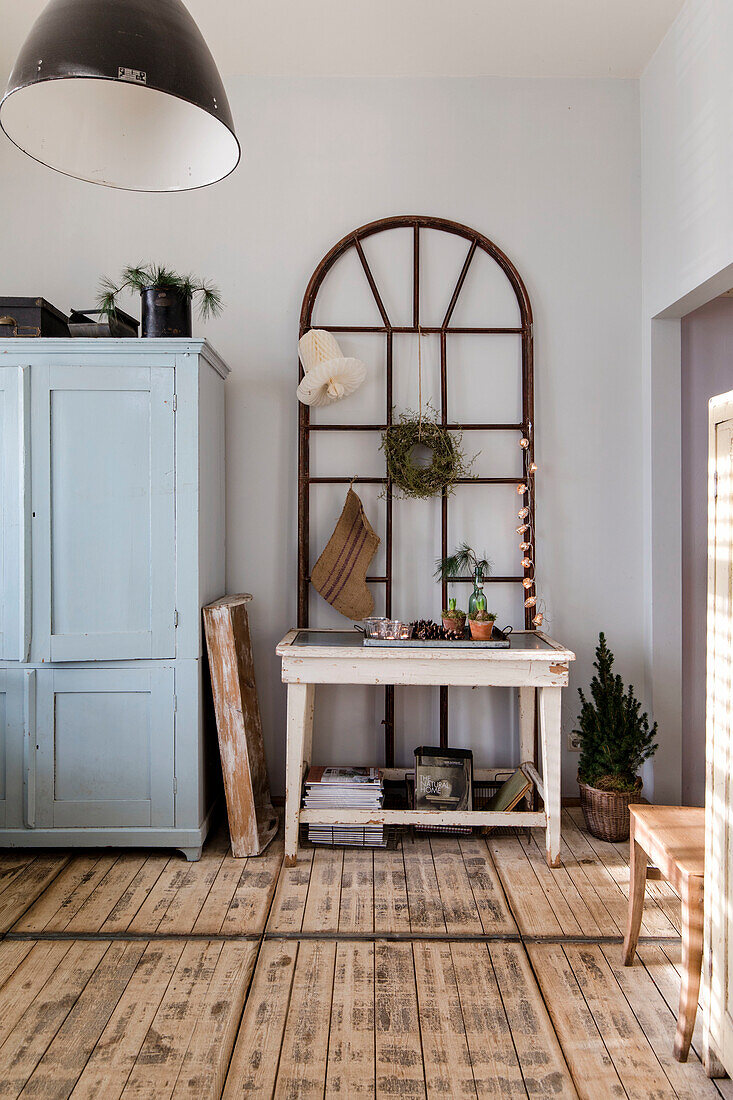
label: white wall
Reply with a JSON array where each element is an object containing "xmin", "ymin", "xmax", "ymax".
[
  {"xmin": 642, "ymin": 0, "xmax": 733, "ymax": 320},
  {"xmin": 0, "ymin": 76, "xmax": 643, "ymax": 796},
  {"xmin": 640, "ymin": 0, "xmax": 733, "ymax": 802}
]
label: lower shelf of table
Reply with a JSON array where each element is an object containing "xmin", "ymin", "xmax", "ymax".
[{"xmin": 299, "ymin": 808, "xmax": 547, "ymax": 827}]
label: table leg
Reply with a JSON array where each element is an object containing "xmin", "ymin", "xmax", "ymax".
[
  {"xmin": 539, "ymin": 686, "xmax": 562, "ymax": 867},
  {"xmin": 622, "ymin": 830, "xmax": 647, "ymax": 965},
  {"xmin": 284, "ymin": 682, "xmax": 315, "ymax": 867},
  {"xmin": 674, "ymin": 876, "xmax": 704, "ymax": 1062},
  {"xmin": 519, "ymin": 686, "xmax": 535, "ymax": 809}
]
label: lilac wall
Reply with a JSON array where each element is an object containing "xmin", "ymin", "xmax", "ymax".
[{"xmin": 681, "ymin": 296, "xmax": 733, "ymax": 805}]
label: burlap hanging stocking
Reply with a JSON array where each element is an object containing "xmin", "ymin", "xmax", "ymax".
[{"xmin": 310, "ymin": 488, "xmax": 380, "ymax": 620}]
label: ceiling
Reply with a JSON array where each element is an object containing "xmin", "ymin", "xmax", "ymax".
[{"xmin": 0, "ymin": 0, "xmax": 684, "ymax": 80}]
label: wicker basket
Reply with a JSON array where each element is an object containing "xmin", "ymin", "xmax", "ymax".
[{"xmin": 578, "ymin": 778, "xmax": 642, "ymax": 842}]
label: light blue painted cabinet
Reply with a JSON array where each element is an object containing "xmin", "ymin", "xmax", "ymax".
[{"xmin": 0, "ymin": 339, "xmax": 228, "ymax": 859}]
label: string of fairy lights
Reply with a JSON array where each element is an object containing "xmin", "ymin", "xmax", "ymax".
[{"xmin": 516, "ymin": 434, "xmax": 544, "ymax": 629}]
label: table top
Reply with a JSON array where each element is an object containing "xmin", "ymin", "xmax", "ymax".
[{"xmin": 277, "ymin": 629, "xmax": 575, "ymax": 663}]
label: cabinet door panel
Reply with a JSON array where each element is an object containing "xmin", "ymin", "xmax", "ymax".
[
  {"xmin": 34, "ymin": 667, "xmax": 175, "ymax": 829},
  {"xmin": 0, "ymin": 367, "xmax": 31, "ymax": 661},
  {"xmin": 0, "ymin": 668, "xmax": 26, "ymax": 829},
  {"xmin": 32, "ymin": 365, "xmax": 175, "ymax": 661}
]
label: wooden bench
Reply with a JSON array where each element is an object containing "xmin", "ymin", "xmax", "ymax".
[{"xmin": 622, "ymin": 804, "xmax": 705, "ymax": 1062}]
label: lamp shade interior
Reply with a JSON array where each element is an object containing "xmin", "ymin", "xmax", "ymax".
[{"xmin": 1, "ymin": 77, "xmax": 240, "ymax": 191}]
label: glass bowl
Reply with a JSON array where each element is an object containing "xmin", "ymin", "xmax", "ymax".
[{"xmin": 364, "ymin": 617, "xmax": 388, "ymax": 638}]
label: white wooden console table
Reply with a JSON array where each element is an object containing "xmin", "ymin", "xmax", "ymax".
[{"xmin": 277, "ymin": 629, "xmax": 575, "ymax": 867}]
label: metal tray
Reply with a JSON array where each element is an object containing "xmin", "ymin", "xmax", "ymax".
[{"xmin": 363, "ymin": 627, "xmax": 511, "ymax": 649}]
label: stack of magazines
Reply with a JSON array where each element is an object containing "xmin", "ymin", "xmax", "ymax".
[{"xmin": 304, "ymin": 766, "xmax": 386, "ymax": 848}]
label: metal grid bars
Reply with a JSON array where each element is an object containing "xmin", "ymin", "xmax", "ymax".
[{"xmin": 298, "ymin": 216, "xmax": 535, "ymax": 764}]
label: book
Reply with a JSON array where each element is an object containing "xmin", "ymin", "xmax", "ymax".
[{"xmin": 304, "ymin": 765, "xmax": 385, "ymax": 848}]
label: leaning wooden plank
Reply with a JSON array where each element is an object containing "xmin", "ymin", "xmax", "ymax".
[
  {"xmin": 456, "ymin": 837, "xmax": 517, "ymax": 935},
  {"xmin": 218, "ymin": 831, "xmax": 283, "ymax": 935},
  {"xmin": 170, "ymin": 942, "xmax": 259, "ymax": 1099},
  {"xmin": 0, "ymin": 940, "xmax": 109, "ymax": 1094},
  {"xmin": 0, "ymin": 941, "xmax": 75, "ymax": 1047},
  {"xmin": 274, "ymin": 940, "xmax": 336, "ymax": 1099},
  {"xmin": 70, "ymin": 941, "xmax": 186, "ymax": 1100},
  {"xmin": 525, "ymin": 944, "xmax": 615, "ymax": 1099},
  {"xmin": 373, "ymin": 846, "xmax": 411, "ymax": 934},
  {"xmin": 326, "ymin": 941, "xmax": 375, "ymax": 1098},
  {"xmin": 19, "ymin": 940, "xmax": 146, "ymax": 1098},
  {"xmin": 429, "ymin": 838, "xmax": 483, "ymax": 937},
  {"xmin": 412, "ymin": 941, "xmax": 478, "ymax": 1098},
  {"xmin": 402, "ymin": 837, "xmax": 446, "ymax": 932},
  {"xmin": 120, "ymin": 941, "xmax": 223, "ymax": 1099},
  {"xmin": 267, "ymin": 847, "xmax": 314, "ymax": 934},
  {"xmin": 302, "ymin": 847, "xmax": 344, "ymax": 933},
  {"xmin": 601, "ymin": 943, "xmax": 720, "ymax": 1099},
  {"xmin": 487, "ymin": 835, "xmax": 562, "ymax": 936},
  {"xmin": 491, "ymin": 944, "xmax": 578, "ymax": 1098},
  {"xmin": 0, "ymin": 854, "xmax": 71, "ymax": 932},
  {"xmin": 562, "ymin": 944, "xmax": 675, "ymax": 1097},
  {"xmin": 374, "ymin": 941, "xmax": 426, "ymax": 1098},
  {"xmin": 449, "ymin": 943, "xmax": 527, "ymax": 1098},
  {"xmin": 223, "ymin": 940, "xmax": 297, "ymax": 1098},
  {"xmin": 338, "ymin": 848, "xmax": 375, "ymax": 933},
  {"xmin": 203, "ymin": 594, "xmax": 279, "ymax": 856}
]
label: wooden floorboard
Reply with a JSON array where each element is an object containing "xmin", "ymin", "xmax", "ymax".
[{"xmin": 0, "ymin": 817, "xmax": 722, "ymax": 1099}]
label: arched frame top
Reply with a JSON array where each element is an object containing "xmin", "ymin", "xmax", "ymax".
[{"xmin": 298, "ymin": 216, "xmax": 536, "ymax": 764}]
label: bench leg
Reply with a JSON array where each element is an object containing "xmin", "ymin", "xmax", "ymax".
[
  {"xmin": 622, "ymin": 833, "xmax": 647, "ymax": 965},
  {"xmin": 674, "ymin": 877, "xmax": 704, "ymax": 1062}
]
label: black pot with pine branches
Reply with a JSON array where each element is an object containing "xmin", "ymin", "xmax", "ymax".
[
  {"xmin": 98, "ymin": 264, "xmax": 223, "ymax": 338},
  {"xmin": 574, "ymin": 632, "xmax": 658, "ymax": 841}
]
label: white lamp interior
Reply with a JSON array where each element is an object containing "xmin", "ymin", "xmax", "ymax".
[{"xmin": 0, "ymin": 77, "xmax": 239, "ymax": 191}]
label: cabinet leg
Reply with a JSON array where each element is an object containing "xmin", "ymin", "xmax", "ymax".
[
  {"xmin": 539, "ymin": 686, "xmax": 562, "ymax": 867},
  {"xmin": 285, "ymin": 682, "xmax": 315, "ymax": 867},
  {"xmin": 179, "ymin": 846, "xmax": 202, "ymax": 862}
]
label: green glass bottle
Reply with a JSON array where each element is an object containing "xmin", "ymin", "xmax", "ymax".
[{"xmin": 468, "ymin": 565, "xmax": 486, "ymax": 618}]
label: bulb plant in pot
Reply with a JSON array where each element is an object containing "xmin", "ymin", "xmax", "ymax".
[
  {"xmin": 441, "ymin": 596, "xmax": 466, "ymax": 635},
  {"xmin": 575, "ymin": 633, "xmax": 658, "ymax": 842},
  {"xmin": 468, "ymin": 594, "xmax": 496, "ymax": 640},
  {"xmin": 98, "ymin": 264, "xmax": 223, "ymax": 338}
]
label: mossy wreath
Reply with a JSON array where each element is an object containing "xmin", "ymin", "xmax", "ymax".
[{"xmin": 381, "ymin": 411, "xmax": 475, "ymax": 499}]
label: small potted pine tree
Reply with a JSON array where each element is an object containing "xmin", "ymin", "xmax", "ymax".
[
  {"xmin": 575, "ymin": 633, "xmax": 658, "ymax": 841},
  {"xmin": 441, "ymin": 597, "xmax": 466, "ymax": 634}
]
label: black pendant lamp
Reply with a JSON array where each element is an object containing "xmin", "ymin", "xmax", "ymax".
[{"xmin": 0, "ymin": 0, "xmax": 240, "ymax": 191}]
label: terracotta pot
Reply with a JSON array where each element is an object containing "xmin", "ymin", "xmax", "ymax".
[
  {"xmin": 578, "ymin": 776, "xmax": 643, "ymax": 842},
  {"xmin": 442, "ymin": 614, "xmax": 465, "ymax": 634},
  {"xmin": 469, "ymin": 618, "xmax": 495, "ymax": 640}
]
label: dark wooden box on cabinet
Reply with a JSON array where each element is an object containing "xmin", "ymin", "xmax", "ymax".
[{"xmin": 0, "ymin": 297, "xmax": 69, "ymax": 337}]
